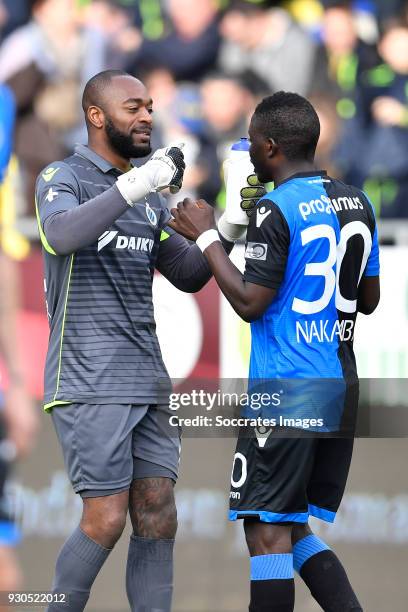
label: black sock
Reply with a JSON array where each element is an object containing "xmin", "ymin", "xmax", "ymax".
[
  {"xmin": 293, "ymin": 535, "xmax": 362, "ymax": 611},
  {"xmin": 249, "ymin": 553, "xmax": 295, "ymax": 612}
]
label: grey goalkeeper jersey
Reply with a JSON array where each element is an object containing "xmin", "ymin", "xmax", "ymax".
[{"xmin": 36, "ymin": 144, "xmax": 211, "ymax": 410}]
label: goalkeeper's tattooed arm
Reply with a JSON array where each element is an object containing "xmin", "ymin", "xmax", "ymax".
[{"xmin": 169, "ymin": 198, "xmax": 276, "ymax": 322}]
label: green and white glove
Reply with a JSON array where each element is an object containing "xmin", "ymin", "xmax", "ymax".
[
  {"xmin": 240, "ymin": 173, "xmax": 267, "ymax": 217},
  {"xmin": 217, "ymin": 173, "xmax": 267, "ymax": 242},
  {"xmin": 116, "ymin": 142, "xmax": 185, "ymax": 206}
]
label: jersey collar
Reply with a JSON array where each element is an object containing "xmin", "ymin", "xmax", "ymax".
[
  {"xmin": 277, "ymin": 170, "xmax": 327, "ymax": 187},
  {"xmin": 74, "ymin": 144, "xmax": 133, "ymax": 174}
]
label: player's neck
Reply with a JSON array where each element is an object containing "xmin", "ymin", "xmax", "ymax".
[
  {"xmin": 274, "ymin": 161, "xmax": 316, "ymax": 187},
  {"xmin": 87, "ymin": 138, "xmax": 131, "ymax": 173}
]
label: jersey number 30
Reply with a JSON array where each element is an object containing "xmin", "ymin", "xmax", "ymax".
[{"xmin": 292, "ymin": 221, "xmax": 372, "ymax": 315}]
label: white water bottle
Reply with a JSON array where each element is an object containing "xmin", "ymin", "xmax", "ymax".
[{"xmin": 224, "ymin": 138, "xmax": 255, "ymax": 226}]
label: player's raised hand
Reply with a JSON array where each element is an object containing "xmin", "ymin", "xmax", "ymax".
[
  {"xmin": 149, "ymin": 143, "xmax": 186, "ymax": 193},
  {"xmin": 240, "ymin": 173, "xmax": 267, "ymax": 217},
  {"xmin": 116, "ymin": 142, "xmax": 185, "ymax": 206},
  {"xmin": 169, "ymin": 198, "xmax": 216, "ymax": 242}
]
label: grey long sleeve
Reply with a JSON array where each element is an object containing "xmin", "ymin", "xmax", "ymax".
[
  {"xmin": 157, "ymin": 230, "xmax": 234, "ymax": 293},
  {"xmin": 40, "ymin": 164, "xmax": 235, "ymax": 290},
  {"xmin": 43, "ymin": 185, "xmax": 128, "ymax": 255}
]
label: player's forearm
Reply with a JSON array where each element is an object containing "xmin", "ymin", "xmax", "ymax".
[
  {"xmin": 357, "ymin": 276, "xmax": 380, "ymax": 315},
  {"xmin": 203, "ymin": 242, "xmax": 258, "ymax": 321},
  {"xmin": 157, "ymin": 237, "xmax": 211, "ymax": 292},
  {"xmin": 43, "ymin": 185, "xmax": 128, "ymax": 255}
]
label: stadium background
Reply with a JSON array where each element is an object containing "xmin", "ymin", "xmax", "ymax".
[{"xmin": 0, "ymin": 0, "xmax": 408, "ymax": 610}]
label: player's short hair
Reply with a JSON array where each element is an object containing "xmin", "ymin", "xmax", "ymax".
[
  {"xmin": 253, "ymin": 91, "xmax": 320, "ymax": 162},
  {"xmin": 82, "ymin": 69, "xmax": 131, "ymax": 116}
]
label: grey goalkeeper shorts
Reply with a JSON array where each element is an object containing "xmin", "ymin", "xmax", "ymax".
[{"xmin": 51, "ymin": 403, "xmax": 181, "ymax": 497}]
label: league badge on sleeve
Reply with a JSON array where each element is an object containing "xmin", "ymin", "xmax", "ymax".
[
  {"xmin": 245, "ymin": 242, "xmax": 268, "ymax": 261},
  {"xmin": 145, "ymin": 202, "xmax": 158, "ymax": 227}
]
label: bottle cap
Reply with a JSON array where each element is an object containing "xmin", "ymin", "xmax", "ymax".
[{"xmin": 231, "ymin": 138, "xmax": 249, "ymax": 151}]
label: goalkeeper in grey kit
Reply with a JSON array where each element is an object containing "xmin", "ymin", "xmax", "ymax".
[{"xmin": 35, "ymin": 70, "xmax": 230, "ymax": 612}]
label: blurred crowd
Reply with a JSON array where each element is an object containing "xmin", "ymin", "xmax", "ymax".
[{"xmin": 1, "ymin": 0, "xmax": 408, "ymax": 239}]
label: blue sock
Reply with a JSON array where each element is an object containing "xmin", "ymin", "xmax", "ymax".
[
  {"xmin": 250, "ymin": 553, "xmax": 294, "ymax": 611},
  {"xmin": 293, "ymin": 534, "xmax": 330, "ymax": 573}
]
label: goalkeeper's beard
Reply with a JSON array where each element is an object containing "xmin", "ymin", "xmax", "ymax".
[{"xmin": 105, "ymin": 117, "xmax": 152, "ymax": 160}]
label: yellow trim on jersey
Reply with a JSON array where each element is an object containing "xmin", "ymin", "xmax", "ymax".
[
  {"xmin": 53, "ymin": 254, "xmax": 74, "ymax": 403},
  {"xmin": 160, "ymin": 230, "xmax": 170, "ymax": 241},
  {"xmin": 44, "ymin": 400, "xmax": 72, "ymax": 413},
  {"xmin": 35, "ymin": 195, "xmax": 57, "ymax": 255}
]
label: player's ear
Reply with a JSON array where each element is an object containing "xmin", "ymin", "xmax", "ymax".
[
  {"xmin": 87, "ymin": 105, "xmax": 105, "ymax": 130},
  {"xmin": 266, "ymin": 137, "xmax": 278, "ymax": 159}
]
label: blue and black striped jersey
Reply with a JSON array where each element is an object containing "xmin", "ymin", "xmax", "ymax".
[{"xmin": 244, "ymin": 171, "xmax": 379, "ymax": 429}]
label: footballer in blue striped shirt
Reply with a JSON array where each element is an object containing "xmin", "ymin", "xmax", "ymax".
[{"xmin": 169, "ymin": 91, "xmax": 380, "ymax": 612}]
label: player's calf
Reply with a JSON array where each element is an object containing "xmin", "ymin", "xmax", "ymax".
[
  {"xmin": 47, "ymin": 491, "xmax": 129, "ymax": 612},
  {"xmin": 244, "ymin": 520, "xmax": 295, "ymax": 612}
]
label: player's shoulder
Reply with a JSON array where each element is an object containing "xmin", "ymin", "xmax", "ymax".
[
  {"xmin": 325, "ymin": 174, "xmax": 363, "ymax": 197},
  {"xmin": 251, "ymin": 194, "xmax": 290, "ymax": 234},
  {"xmin": 325, "ymin": 175, "xmax": 376, "ymax": 215},
  {"xmin": 36, "ymin": 157, "xmax": 80, "ymax": 193},
  {"xmin": 256, "ymin": 180, "xmax": 300, "ymax": 228},
  {"xmin": 256, "ymin": 193, "xmax": 284, "ymax": 216},
  {"xmin": 261, "ymin": 178, "xmax": 309, "ymax": 219}
]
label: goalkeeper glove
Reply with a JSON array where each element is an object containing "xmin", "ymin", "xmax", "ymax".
[
  {"xmin": 240, "ymin": 173, "xmax": 267, "ymax": 217},
  {"xmin": 116, "ymin": 143, "xmax": 185, "ymax": 206}
]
